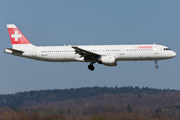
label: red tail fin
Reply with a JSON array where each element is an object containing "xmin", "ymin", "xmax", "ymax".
[{"xmin": 7, "ymin": 24, "xmax": 31, "ymax": 45}]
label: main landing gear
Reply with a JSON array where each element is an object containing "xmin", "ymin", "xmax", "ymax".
[
  {"xmin": 155, "ymin": 60, "xmax": 159, "ymax": 69},
  {"xmin": 88, "ymin": 63, "xmax": 95, "ymax": 71}
]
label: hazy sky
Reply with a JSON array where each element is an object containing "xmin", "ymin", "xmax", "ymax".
[{"xmin": 1, "ymin": 1, "xmax": 180, "ymax": 94}]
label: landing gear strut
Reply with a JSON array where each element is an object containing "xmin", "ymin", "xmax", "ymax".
[
  {"xmin": 155, "ymin": 60, "xmax": 159, "ymax": 69},
  {"xmin": 88, "ymin": 63, "xmax": 95, "ymax": 71}
]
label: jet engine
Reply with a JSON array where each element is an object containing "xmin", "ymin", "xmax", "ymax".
[{"xmin": 97, "ymin": 55, "xmax": 117, "ymax": 66}]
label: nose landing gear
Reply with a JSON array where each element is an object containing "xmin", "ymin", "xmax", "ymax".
[{"xmin": 155, "ymin": 60, "xmax": 159, "ymax": 69}]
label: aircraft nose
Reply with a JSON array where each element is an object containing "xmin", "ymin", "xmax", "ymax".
[{"xmin": 171, "ymin": 51, "xmax": 176, "ymax": 58}]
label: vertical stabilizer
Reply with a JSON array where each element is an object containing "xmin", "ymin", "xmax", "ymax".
[{"xmin": 7, "ymin": 24, "xmax": 34, "ymax": 49}]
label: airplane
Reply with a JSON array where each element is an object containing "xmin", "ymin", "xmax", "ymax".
[{"xmin": 4, "ymin": 24, "xmax": 176, "ymax": 71}]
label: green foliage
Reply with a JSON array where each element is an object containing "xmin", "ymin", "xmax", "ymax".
[
  {"xmin": 0, "ymin": 86, "xmax": 177, "ymax": 108},
  {"xmin": 93, "ymin": 115, "xmax": 107, "ymax": 120},
  {"xmin": 59, "ymin": 109, "xmax": 65, "ymax": 114},
  {"xmin": 49, "ymin": 109, "xmax": 58, "ymax": 114},
  {"xmin": 1, "ymin": 89, "xmax": 180, "ymax": 119},
  {"xmin": 15, "ymin": 107, "xmax": 20, "ymax": 112},
  {"xmin": 9, "ymin": 105, "xmax": 16, "ymax": 111}
]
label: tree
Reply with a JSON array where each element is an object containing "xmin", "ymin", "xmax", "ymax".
[
  {"xmin": 127, "ymin": 104, "xmax": 132, "ymax": 113},
  {"xmin": 154, "ymin": 107, "xmax": 162, "ymax": 119}
]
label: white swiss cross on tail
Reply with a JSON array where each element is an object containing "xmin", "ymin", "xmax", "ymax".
[
  {"xmin": 7, "ymin": 24, "xmax": 31, "ymax": 45},
  {"xmin": 11, "ymin": 31, "xmax": 21, "ymax": 41}
]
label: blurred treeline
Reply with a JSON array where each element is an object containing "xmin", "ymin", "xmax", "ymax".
[
  {"xmin": 0, "ymin": 86, "xmax": 176, "ymax": 107},
  {"xmin": 0, "ymin": 86, "xmax": 180, "ymax": 119}
]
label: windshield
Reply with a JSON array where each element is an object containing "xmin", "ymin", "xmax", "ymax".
[{"xmin": 164, "ymin": 48, "xmax": 171, "ymax": 51}]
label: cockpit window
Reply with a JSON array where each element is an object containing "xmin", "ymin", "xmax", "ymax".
[{"xmin": 164, "ymin": 48, "xmax": 171, "ymax": 50}]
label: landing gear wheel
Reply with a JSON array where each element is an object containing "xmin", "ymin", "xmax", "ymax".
[
  {"xmin": 155, "ymin": 65, "xmax": 159, "ymax": 69},
  {"xmin": 88, "ymin": 64, "xmax": 95, "ymax": 71},
  {"xmin": 154, "ymin": 60, "xmax": 159, "ymax": 69}
]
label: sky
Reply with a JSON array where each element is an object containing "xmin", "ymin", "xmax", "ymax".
[{"xmin": 0, "ymin": 0, "xmax": 180, "ymax": 94}]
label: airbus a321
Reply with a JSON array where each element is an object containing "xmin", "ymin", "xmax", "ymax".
[{"xmin": 5, "ymin": 24, "xmax": 176, "ymax": 71}]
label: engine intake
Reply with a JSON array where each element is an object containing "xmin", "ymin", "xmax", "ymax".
[{"xmin": 97, "ymin": 55, "xmax": 117, "ymax": 66}]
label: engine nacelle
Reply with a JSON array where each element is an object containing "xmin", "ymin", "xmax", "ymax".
[{"xmin": 97, "ymin": 55, "xmax": 117, "ymax": 66}]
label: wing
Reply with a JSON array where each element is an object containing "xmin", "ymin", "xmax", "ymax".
[
  {"xmin": 72, "ymin": 46, "xmax": 100, "ymax": 56},
  {"xmin": 72, "ymin": 46, "xmax": 101, "ymax": 61}
]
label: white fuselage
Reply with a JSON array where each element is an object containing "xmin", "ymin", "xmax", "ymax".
[{"xmin": 8, "ymin": 44, "xmax": 176, "ymax": 63}]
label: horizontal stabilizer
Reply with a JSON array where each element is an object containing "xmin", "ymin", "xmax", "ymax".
[{"xmin": 4, "ymin": 48, "xmax": 24, "ymax": 54}]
